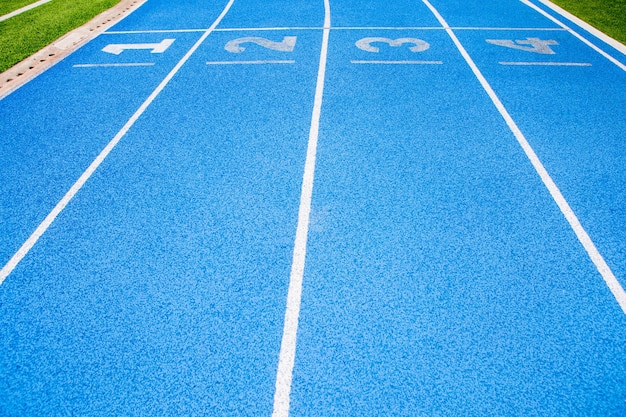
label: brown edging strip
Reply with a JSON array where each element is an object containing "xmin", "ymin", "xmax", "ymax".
[{"xmin": 0, "ymin": 0, "xmax": 147, "ymax": 99}]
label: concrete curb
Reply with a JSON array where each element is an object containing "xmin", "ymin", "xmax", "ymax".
[{"xmin": 0, "ymin": 0, "xmax": 147, "ymax": 99}]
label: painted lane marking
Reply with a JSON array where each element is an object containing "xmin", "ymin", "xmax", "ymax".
[
  {"xmin": 487, "ymin": 37, "xmax": 558, "ymax": 54},
  {"xmin": 106, "ymin": 28, "xmax": 316, "ymax": 34},
  {"xmin": 73, "ymin": 63, "xmax": 156, "ymax": 68},
  {"xmin": 421, "ymin": 0, "xmax": 626, "ymax": 314},
  {"xmin": 355, "ymin": 37, "xmax": 430, "ymax": 53},
  {"xmin": 520, "ymin": 0, "xmax": 626, "ymax": 72},
  {"xmin": 0, "ymin": 0, "xmax": 51, "ymax": 23},
  {"xmin": 271, "ymin": 1, "xmax": 330, "ymax": 416},
  {"xmin": 335, "ymin": 26, "xmax": 566, "ymax": 31},
  {"xmin": 225, "ymin": 36, "xmax": 297, "ymax": 53},
  {"xmin": 102, "ymin": 39, "xmax": 175, "ymax": 55},
  {"xmin": 0, "ymin": 0, "xmax": 236, "ymax": 286},
  {"xmin": 499, "ymin": 61, "xmax": 591, "ymax": 66},
  {"xmin": 535, "ymin": 0, "xmax": 626, "ymax": 55},
  {"xmin": 104, "ymin": 27, "xmax": 569, "ymax": 35},
  {"xmin": 105, "ymin": 29, "xmax": 207, "ymax": 34},
  {"xmin": 452, "ymin": 27, "xmax": 567, "ymax": 31},
  {"xmin": 206, "ymin": 60, "xmax": 295, "ymax": 65},
  {"xmin": 351, "ymin": 60, "xmax": 443, "ymax": 65},
  {"xmin": 214, "ymin": 27, "xmax": 318, "ymax": 32}
]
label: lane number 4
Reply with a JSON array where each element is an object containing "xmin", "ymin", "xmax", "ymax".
[{"xmin": 486, "ymin": 38, "xmax": 558, "ymax": 55}]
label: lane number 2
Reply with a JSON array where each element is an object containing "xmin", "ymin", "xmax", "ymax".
[{"xmin": 225, "ymin": 36, "xmax": 297, "ymax": 53}]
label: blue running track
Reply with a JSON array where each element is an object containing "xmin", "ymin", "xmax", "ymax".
[{"xmin": 1, "ymin": 0, "xmax": 625, "ymax": 415}]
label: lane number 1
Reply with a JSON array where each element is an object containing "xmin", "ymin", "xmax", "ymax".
[{"xmin": 102, "ymin": 39, "xmax": 175, "ymax": 55}]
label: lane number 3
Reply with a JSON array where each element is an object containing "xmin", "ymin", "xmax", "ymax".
[{"xmin": 355, "ymin": 38, "xmax": 430, "ymax": 53}]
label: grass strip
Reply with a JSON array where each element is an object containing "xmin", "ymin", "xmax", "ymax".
[
  {"xmin": 549, "ymin": 0, "xmax": 626, "ymax": 44},
  {"xmin": 0, "ymin": 0, "xmax": 43, "ymax": 17},
  {"xmin": 0, "ymin": 0, "xmax": 121, "ymax": 73}
]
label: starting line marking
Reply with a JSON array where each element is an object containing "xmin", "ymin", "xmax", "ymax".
[
  {"xmin": 351, "ymin": 60, "xmax": 443, "ymax": 64},
  {"xmin": 73, "ymin": 63, "xmax": 156, "ymax": 68},
  {"xmin": 105, "ymin": 27, "xmax": 569, "ymax": 35},
  {"xmin": 499, "ymin": 61, "xmax": 592, "ymax": 66},
  {"xmin": 206, "ymin": 60, "xmax": 295, "ymax": 65}
]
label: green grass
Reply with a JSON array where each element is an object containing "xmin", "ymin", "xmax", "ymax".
[
  {"xmin": 0, "ymin": 0, "xmax": 43, "ymax": 17},
  {"xmin": 548, "ymin": 0, "xmax": 626, "ymax": 44},
  {"xmin": 0, "ymin": 0, "xmax": 120, "ymax": 73}
]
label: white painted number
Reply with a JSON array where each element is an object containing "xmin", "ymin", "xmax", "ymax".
[
  {"xmin": 355, "ymin": 37, "xmax": 430, "ymax": 53},
  {"xmin": 102, "ymin": 39, "xmax": 175, "ymax": 55},
  {"xmin": 486, "ymin": 38, "xmax": 558, "ymax": 55},
  {"xmin": 225, "ymin": 36, "xmax": 297, "ymax": 53}
]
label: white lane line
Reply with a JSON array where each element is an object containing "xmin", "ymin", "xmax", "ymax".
[
  {"xmin": 520, "ymin": 0, "xmax": 626, "ymax": 72},
  {"xmin": 0, "ymin": 0, "xmax": 51, "ymax": 23},
  {"xmin": 334, "ymin": 26, "xmax": 442, "ymax": 30},
  {"xmin": 453, "ymin": 26, "xmax": 567, "ymax": 31},
  {"xmin": 106, "ymin": 27, "xmax": 321, "ymax": 34},
  {"xmin": 335, "ymin": 26, "xmax": 566, "ymax": 31},
  {"xmin": 105, "ymin": 29, "xmax": 207, "ymax": 34},
  {"xmin": 535, "ymin": 0, "xmax": 626, "ymax": 55},
  {"xmin": 215, "ymin": 27, "xmax": 321, "ymax": 31},
  {"xmin": 421, "ymin": 0, "xmax": 626, "ymax": 314},
  {"xmin": 499, "ymin": 61, "xmax": 591, "ymax": 66},
  {"xmin": 0, "ymin": 0, "xmax": 236, "ymax": 286},
  {"xmin": 351, "ymin": 60, "xmax": 443, "ymax": 64},
  {"xmin": 73, "ymin": 63, "xmax": 155, "ymax": 68},
  {"xmin": 105, "ymin": 26, "xmax": 569, "ymax": 35},
  {"xmin": 271, "ymin": 1, "xmax": 330, "ymax": 416},
  {"xmin": 206, "ymin": 60, "xmax": 295, "ymax": 65}
]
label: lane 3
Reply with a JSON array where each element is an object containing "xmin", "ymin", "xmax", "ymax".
[{"xmin": 289, "ymin": 0, "xmax": 626, "ymax": 415}]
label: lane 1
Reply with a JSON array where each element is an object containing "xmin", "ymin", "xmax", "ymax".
[
  {"xmin": 0, "ymin": 1, "xmax": 325, "ymax": 416},
  {"xmin": 288, "ymin": 1, "xmax": 626, "ymax": 416},
  {"xmin": 0, "ymin": 29, "xmax": 204, "ymax": 270}
]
